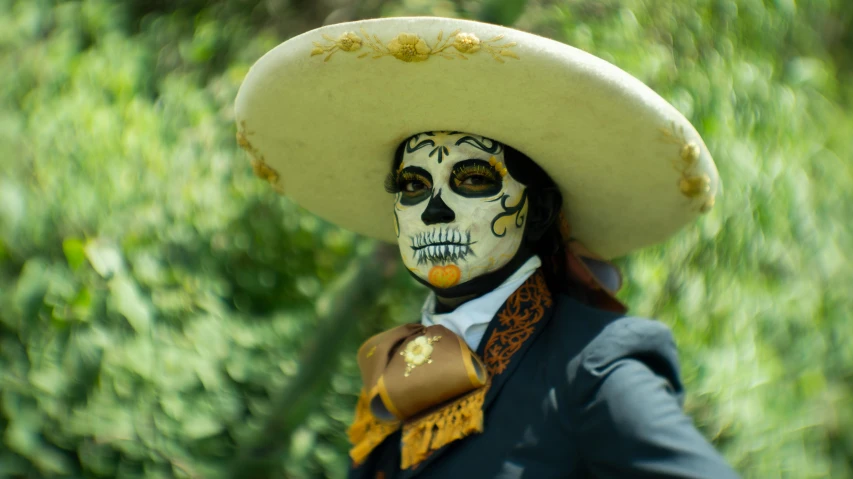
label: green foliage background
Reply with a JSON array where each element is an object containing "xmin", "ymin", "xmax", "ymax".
[{"xmin": 0, "ymin": 0, "xmax": 851, "ymax": 477}]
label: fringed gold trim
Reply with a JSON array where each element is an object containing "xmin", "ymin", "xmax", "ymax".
[
  {"xmin": 400, "ymin": 382, "xmax": 489, "ymax": 469},
  {"xmin": 348, "ymin": 389, "xmax": 400, "ymax": 466}
]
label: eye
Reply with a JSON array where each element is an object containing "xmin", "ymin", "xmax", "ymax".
[
  {"xmin": 461, "ymin": 175, "xmax": 491, "ymax": 187},
  {"xmin": 398, "ymin": 170, "xmax": 433, "ymax": 200},
  {"xmin": 450, "ymin": 161, "xmax": 502, "ymax": 197},
  {"xmin": 395, "ymin": 167, "xmax": 433, "ymax": 206},
  {"xmin": 404, "ymin": 179, "xmax": 428, "ymax": 192}
]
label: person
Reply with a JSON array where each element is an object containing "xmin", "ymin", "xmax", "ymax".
[{"xmin": 234, "ymin": 16, "xmax": 738, "ymax": 478}]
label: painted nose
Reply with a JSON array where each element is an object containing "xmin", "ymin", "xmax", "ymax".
[{"xmin": 421, "ymin": 191, "xmax": 455, "ymax": 225}]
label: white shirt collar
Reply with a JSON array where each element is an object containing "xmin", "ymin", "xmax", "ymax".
[{"xmin": 420, "ymin": 255, "xmax": 542, "ymax": 351}]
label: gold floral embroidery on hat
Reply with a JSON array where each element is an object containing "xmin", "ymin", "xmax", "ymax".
[
  {"xmin": 237, "ymin": 121, "xmax": 283, "ymax": 193},
  {"xmin": 660, "ymin": 121, "xmax": 715, "ymax": 212},
  {"xmin": 400, "ymin": 335, "xmax": 441, "ymax": 377},
  {"xmin": 310, "ymin": 32, "xmax": 364, "ymax": 61},
  {"xmin": 310, "ymin": 29, "xmax": 519, "ymax": 63}
]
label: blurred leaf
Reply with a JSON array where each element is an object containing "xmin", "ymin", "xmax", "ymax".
[
  {"xmin": 182, "ymin": 414, "xmax": 222, "ymax": 440},
  {"xmin": 477, "ymin": 0, "xmax": 528, "ymax": 25},
  {"xmin": 62, "ymin": 238, "xmax": 86, "ymax": 270},
  {"xmin": 84, "ymin": 239, "xmax": 125, "ymax": 278},
  {"xmin": 108, "ymin": 275, "xmax": 151, "ymax": 334}
]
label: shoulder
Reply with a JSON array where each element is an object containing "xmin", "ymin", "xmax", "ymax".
[
  {"xmin": 541, "ymin": 298, "xmax": 739, "ymax": 478},
  {"xmin": 546, "ymin": 295, "xmax": 683, "ymax": 404}
]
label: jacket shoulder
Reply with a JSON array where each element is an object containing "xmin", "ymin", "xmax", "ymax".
[
  {"xmin": 547, "ymin": 295, "xmax": 683, "ymax": 402},
  {"xmin": 545, "ymin": 297, "xmax": 740, "ymax": 478}
]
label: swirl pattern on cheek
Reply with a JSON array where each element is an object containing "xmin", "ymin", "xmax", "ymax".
[{"xmin": 489, "ymin": 189, "xmax": 528, "ymax": 237}]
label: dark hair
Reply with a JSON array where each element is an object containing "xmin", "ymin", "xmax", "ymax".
[
  {"xmin": 391, "ymin": 136, "xmax": 589, "ymax": 303},
  {"xmin": 503, "ymin": 145, "xmax": 588, "ymax": 302}
]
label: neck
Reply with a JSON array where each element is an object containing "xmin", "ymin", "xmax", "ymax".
[
  {"xmin": 434, "ymin": 293, "xmax": 477, "ymax": 313},
  {"xmin": 412, "ymin": 245, "xmax": 535, "ymax": 313}
]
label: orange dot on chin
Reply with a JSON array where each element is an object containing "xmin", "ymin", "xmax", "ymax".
[{"xmin": 427, "ymin": 264, "xmax": 461, "ymax": 288}]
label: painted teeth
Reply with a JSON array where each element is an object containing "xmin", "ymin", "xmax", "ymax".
[
  {"xmin": 413, "ymin": 242, "xmax": 474, "ymax": 266},
  {"xmin": 414, "ymin": 228, "xmax": 471, "ymax": 248},
  {"xmin": 425, "ymin": 245, "xmax": 465, "ymax": 256},
  {"xmin": 409, "ymin": 229, "xmax": 476, "ymax": 265}
]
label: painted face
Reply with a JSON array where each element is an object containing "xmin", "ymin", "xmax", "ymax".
[{"xmin": 390, "ymin": 132, "xmax": 528, "ymax": 290}]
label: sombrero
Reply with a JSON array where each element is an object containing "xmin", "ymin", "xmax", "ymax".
[{"xmin": 234, "ymin": 17, "xmax": 719, "ymax": 259}]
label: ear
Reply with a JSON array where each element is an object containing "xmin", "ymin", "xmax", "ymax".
[{"xmin": 525, "ymin": 186, "xmax": 561, "ymax": 241}]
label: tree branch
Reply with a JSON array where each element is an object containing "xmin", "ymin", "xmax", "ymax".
[{"xmin": 229, "ymin": 242, "xmax": 399, "ymax": 478}]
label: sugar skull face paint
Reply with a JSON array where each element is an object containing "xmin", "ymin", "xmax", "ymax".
[{"xmin": 388, "ymin": 132, "xmax": 529, "ymax": 289}]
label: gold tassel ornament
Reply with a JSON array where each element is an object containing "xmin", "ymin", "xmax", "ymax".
[
  {"xmin": 348, "ymin": 390, "xmax": 400, "ymax": 465},
  {"xmin": 349, "ymin": 324, "xmax": 491, "ymax": 468},
  {"xmin": 400, "ymin": 381, "xmax": 489, "ymax": 469}
]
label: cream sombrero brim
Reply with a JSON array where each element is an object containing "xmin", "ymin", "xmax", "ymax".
[{"xmin": 234, "ymin": 17, "xmax": 719, "ymax": 259}]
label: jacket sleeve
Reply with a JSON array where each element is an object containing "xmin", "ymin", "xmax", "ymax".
[{"xmin": 567, "ymin": 317, "xmax": 740, "ymax": 479}]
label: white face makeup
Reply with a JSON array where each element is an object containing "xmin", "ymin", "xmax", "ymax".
[{"xmin": 390, "ymin": 132, "xmax": 529, "ymax": 290}]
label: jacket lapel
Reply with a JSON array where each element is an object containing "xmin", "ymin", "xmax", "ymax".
[
  {"xmin": 399, "ymin": 271, "xmax": 555, "ymax": 478},
  {"xmin": 477, "ymin": 270, "xmax": 555, "ymax": 410}
]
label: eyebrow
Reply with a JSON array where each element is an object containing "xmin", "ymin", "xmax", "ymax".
[
  {"xmin": 453, "ymin": 135, "xmax": 503, "ymax": 155},
  {"xmin": 452, "ymin": 158, "xmax": 497, "ymax": 168},
  {"xmin": 450, "ymin": 159, "xmax": 501, "ymax": 177},
  {"xmin": 398, "ymin": 165, "xmax": 433, "ymax": 183}
]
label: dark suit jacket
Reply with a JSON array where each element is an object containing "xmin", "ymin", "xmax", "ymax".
[{"xmin": 350, "ymin": 293, "xmax": 739, "ymax": 479}]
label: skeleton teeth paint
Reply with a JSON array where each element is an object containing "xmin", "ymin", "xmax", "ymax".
[
  {"xmin": 392, "ymin": 132, "xmax": 528, "ymax": 289},
  {"xmin": 410, "ymin": 227, "xmax": 475, "ymax": 266}
]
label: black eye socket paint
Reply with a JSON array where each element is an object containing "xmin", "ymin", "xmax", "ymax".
[
  {"xmin": 397, "ymin": 166, "xmax": 433, "ymax": 206},
  {"xmin": 449, "ymin": 159, "xmax": 503, "ymax": 197}
]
